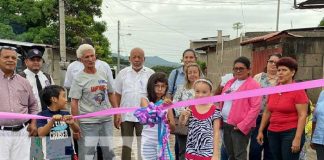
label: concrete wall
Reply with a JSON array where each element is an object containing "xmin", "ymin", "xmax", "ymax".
[
  {"xmin": 43, "ymin": 48, "xmax": 77, "ymax": 86},
  {"xmin": 282, "ymin": 37, "xmax": 324, "ymax": 103},
  {"xmin": 207, "ymin": 38, "xmax": 252, "ymax": 88}
]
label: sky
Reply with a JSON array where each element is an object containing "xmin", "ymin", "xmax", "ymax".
[{"xmin": 98, "ymin": 0, "xmax": 324, "ymax": 63}]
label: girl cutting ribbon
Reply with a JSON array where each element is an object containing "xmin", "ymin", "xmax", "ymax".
[{"xmin": 135, "ymin": 72, "xmax": 174, "ymax": 160}]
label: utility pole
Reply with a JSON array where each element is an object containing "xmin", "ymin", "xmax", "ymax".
[
  {"xmin": 59, "ymin": 0, "xmax": 68, "ymax": 71},
  {"xmin": 232, "ymin": 22, "xmax": 243, "ymax": 38},
  {"xmin": 276, "ymin": 0, "xmax": 280, "ymax": 31},
  {"xmin": 117, "ymin": 20, "xmax": 120, "ymax": 73}
]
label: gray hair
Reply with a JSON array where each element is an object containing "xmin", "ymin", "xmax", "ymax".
[{"xmin": 76, "ymin": 44, "xmax": 95, "ymax": 58}]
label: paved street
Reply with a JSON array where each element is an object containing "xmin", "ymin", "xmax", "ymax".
[{"xmin": 112, "ymin": 127, "xmax": 316, "ymax": 160}]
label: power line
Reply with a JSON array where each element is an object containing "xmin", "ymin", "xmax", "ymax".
[
  {"xmin": 117, "ymin": 0, "xmax": 291, "ymax": 6},
  {"xmin": 112, "ymin": 0, "xmax": 195, "ymax": 38}
]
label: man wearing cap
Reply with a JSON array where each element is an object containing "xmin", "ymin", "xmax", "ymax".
[
  {"xmin": 0, "ymin": 46, "xmax": 38, "ymax": 160},
  {"xmin": 20, "ymin": 49, "xmax": 54, "ymax": 111}
]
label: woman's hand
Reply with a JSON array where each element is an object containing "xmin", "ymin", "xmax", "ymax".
[
  {"xmin": 256, "ymin": 131, "xmax": 264, "ymax": 145},
  {"xmin": 291, "ymin": 137, "xmax": 301, "ymax": 153}
]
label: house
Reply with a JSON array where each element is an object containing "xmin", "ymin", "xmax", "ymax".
[
  {"xmin": 0, "ymin": 39, "xmax": 77, "ymax": 85},
  {"xmin": 190, "ymin": 27, "xmax": 324, "ymax": 102}
]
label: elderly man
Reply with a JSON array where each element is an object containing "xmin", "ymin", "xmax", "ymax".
[
  {"xmin": 0, "ymin": 46, "xmax": 38, "ymax": 160},
  {"xmin": 114, "ymin": 48, "xmax": 154, "ymax": 160},
  {"xmin": 69, "ymin": 44, "xmax": 117, "ymax": 160},
  {"xmin": 64, "ymin": 38, "xmax": 114, "ymax": 90},
  {"xmin": 20, "ymin": 49, "xmax": 54, "ymax": 111}
]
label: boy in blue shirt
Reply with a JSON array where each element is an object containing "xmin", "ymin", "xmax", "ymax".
[{"xmin": 37, "ymin": 85, "xmax": 80, "ymax": 160}]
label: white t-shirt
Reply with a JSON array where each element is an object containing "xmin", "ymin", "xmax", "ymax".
[
  {"xmin": 64, "ymin": 60, "xmax": 114, "ymax": 90},
  {"xmin": 115, "ymin": 66, "xmax": 155, "ymax": 122},
  {"xmin": 222, "ymin": 79, "xmax": 246, "ymax": 122},
  {"xmin": 23, "ymin": 69, "xmax": 54, "ymax": 111}
]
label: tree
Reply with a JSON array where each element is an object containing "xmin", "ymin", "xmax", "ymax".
[
  {"xmin": 233, "ymin": 22, "xmax": 243, "ymax": 38},
  {"xmin": 319, "ymin": 17, "xmax": 324, "ymax": 27},
  {"xmin": 0, "ymin": 0, "xmax": 111, "ymax": 61},
  {"xmin": 151, "ymin": 65, "xmax": 176, "ymax": 76}
]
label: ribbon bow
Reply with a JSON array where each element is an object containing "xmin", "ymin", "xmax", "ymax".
[{"xmin": 134, "ymin": 100, "xmax": 173, "ymax": 160}]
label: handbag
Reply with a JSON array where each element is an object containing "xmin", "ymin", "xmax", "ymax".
[{"xmin": 171, "ymin": 117, "xmax": 189, "ymax": 135}]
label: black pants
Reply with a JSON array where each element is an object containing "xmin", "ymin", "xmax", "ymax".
[{"xmin": 314, "ymin": 143, "xmax": 324, "ymax": 160}]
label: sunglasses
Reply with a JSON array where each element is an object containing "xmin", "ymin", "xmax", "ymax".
[{"xmin": 0, "ymin": 46, "xmax": 17, "ymax": 52}]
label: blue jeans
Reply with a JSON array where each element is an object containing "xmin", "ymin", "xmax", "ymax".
[
  {"xmin": 249, "ymin": 115, "xmax": 273, "ymax": 160},
  {"xmin": 267, "ymin": 128, "xmax": 305, "ymax": 160},
  {"xmin": 221, "ymin": 143, "xmax": 228, "ymax": 160},
  {"xmin": 78, "ymin": 121, "xmax": 115, "ymax": 160}
]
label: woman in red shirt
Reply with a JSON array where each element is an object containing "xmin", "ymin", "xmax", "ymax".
[{"xmin": 257, "ymin": 57, "xmax": 309, "ymax": 160}]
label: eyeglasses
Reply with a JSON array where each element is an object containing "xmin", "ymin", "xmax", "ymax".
[
  {"xmin": 233, "ymin": 67, "xmax": 247, "ymax": 72},
  {"xmin": 267, "ymin": 60, "xmax": 277, "ymax": 65},
  {"xmin": 154, "ymin": 84, "xmax": 167, "ymax": 89},
  {"xmin": 0, "ymin": 46, "xmax": 17, "ymax": 51}
]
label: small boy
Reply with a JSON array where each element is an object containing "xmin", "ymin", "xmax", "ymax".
[{"xmin": 37, "ymin": 85, "xmax": 80, "ymax": 160}]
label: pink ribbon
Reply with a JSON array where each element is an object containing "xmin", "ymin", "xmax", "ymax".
[{"xmin": 0, "ymin": 78, "xmax": 323, "ymax": 119}]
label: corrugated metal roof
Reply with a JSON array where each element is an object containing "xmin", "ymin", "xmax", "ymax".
[
  {"xmin": 0, "ymin": 39, "xmax": 52, "ymax": 48},
  {"xmin": 297, "ymin": 0, "xmax": 324, "ymax": 9},
  {"xmin": 240, "ymin": 31, "xmax": 302, "ymax": 45}
]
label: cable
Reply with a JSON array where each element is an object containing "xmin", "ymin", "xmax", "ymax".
[{"xmin": 112, "ymin": 0, "xmax": 194, "ymax": 38}]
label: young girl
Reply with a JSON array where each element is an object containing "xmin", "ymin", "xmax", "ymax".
[
  {"xmin": 140, "ymin": 72, "xmax": 174, "ymax": 160},
  {"xmin": 171, "ymin": 63, "xmax": 202, "ymax": 159},
  {"xmin": 180, "ymin": 79, "xmax": 221, "ymax": 160}
]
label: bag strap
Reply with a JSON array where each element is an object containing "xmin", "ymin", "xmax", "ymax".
[
  {"xmin": 172, "ymin": 69, "xmax": 179, "ymax": 95},
  {"xmin": 18, "ymin": 71, "xmax": 27, "ymax": 78},
  {"xmin": 43, "ymin": 72, "xmax": 52, "ymax": 84},
  {"xmin": 18, "ymin": 71, "xmax": 52, "ymax": 84}
]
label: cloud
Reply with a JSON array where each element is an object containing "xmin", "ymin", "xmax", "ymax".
[{"xmin": 99, "ymin": 0, "xmax": 324, "ymax": 63}]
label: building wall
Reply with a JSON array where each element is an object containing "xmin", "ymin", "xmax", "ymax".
[
  {"xmin": 207, "ymin": 38, "xmax": 252, "ymax": 88},
  {"xmin": 283, "ymin": 37, "xmax": 324, "ymax": 103},
  {"xmin": 44, "ymin": 48, "xmax": 77, "ymax": 86}
]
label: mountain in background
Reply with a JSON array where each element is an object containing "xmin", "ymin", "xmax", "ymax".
[{"xmin": 111, "ymin": 53, "xmax": 181, "ymax": 68}]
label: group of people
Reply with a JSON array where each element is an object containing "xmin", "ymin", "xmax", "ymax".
[{"xmin": 0, "ymin": 41, "xmax": 323, "ymax": 160}]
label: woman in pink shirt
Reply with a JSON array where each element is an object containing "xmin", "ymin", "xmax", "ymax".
[
  {"xmin": 257, "ymin": 57, "xmax": 308, "ymax": 160},
  {"xmin": 220, "ymin": 56, "xmax": 261, "ymax": 160}
]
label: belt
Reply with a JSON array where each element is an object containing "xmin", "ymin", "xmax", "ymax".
[{"xmin": 0, "ymin": 121, "xmax": 30, "ymax": 132}]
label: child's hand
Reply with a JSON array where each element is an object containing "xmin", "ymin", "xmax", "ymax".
[
  {"xmin": 163, "ymin": 98, "xmax": 172, "ymax": 105},
  {"xmin": 211, "ymin": 155, "xmax": 219, "ymax": 160},
  {"xmin": 63, "ymin": 115, "xmax": 75, "ymax": 125},
  {"xmin": 52, "ymin": 114, "xmax": 62, "ymax": 121},
  {"xmin": 179, "ymin": 108, "xmax": 191, "ymax": 126}
]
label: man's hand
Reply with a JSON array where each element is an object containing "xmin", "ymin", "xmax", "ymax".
[
  {"xmin": 73, "ymin": 132, "xmax": 81, "ymax": 140},
  {"xmin": 27, "ymin": 120, "xmax": 38, "ymax": 136},
  {"xmin": 114, "ymin": 114, "xmax": 122, "ymax": 129}
]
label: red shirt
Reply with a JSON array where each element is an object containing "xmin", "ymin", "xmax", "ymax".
[{"xmin": 267, "ymin": 89, "xmax": 308, "ymax": 132}]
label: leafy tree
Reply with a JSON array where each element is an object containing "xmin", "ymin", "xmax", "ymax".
[
  {"xmin": 319, "ymin": 17, "xmax": 324, "ymax": 27},
  {"xmin": 151, "ymin": 65, "xmax": 176, "ymax": 76},
  {"xmin": 0, "ymin": 0, "xmax": 111, "ymax": 61}
]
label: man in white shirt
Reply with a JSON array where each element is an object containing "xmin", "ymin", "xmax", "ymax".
[
  {"xmin": 114, "ymin": 48, "xmax": 154, "ymax": 160},
  {"xmin": 20, "ymin": 49, "xmax": 54, "ymax": 111}
]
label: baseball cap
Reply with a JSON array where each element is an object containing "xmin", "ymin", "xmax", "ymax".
[{"xmin": 26, "ymin": 49, "xmax": 43, "ymax": 59}]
